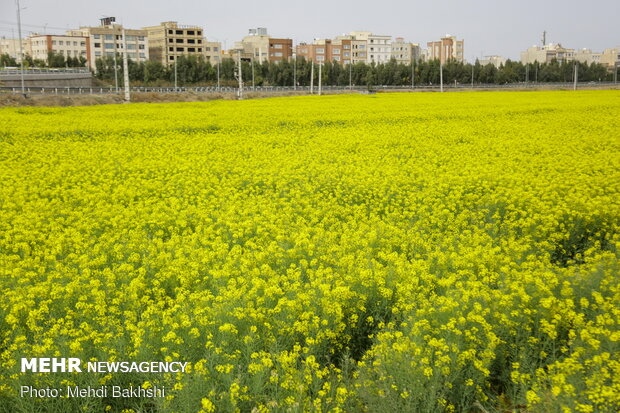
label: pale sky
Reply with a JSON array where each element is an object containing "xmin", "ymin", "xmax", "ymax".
[{"xmin": 1, "ymin": 0, "xmax": 618, "ymax": 61}]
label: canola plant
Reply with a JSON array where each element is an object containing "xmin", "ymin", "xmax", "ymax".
[{"xmin": 0, "ymin": 91, "xmax": 619, "ymax": 412}]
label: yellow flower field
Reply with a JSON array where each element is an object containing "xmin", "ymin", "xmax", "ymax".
[{"xmin": 1, "ymin": 91, "xmax": 619, "ymax": 412}]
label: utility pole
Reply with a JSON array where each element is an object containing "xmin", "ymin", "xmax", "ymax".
[
  {"xmin": 349, "ymin": 62, "xmax": 352, "ymax": 90},
  {"xmin": 525, "ymin": 64, "xmax": 529, "ymax": 82},
  {"xmin": 236, "ymin": 50, "xmax": 243, "ymax": 100},
  {"xmin": 174, "ymin": 57, "xmax": 177, "ymax": 91},
  {"xmin": 573, "ymin": 62, "xmax": 578, "ymax": 91},
  {"xmin": 318, "ymin": 62, "xmax": 322, "ymax": 96},
  {"xmin": 293, "ymin": 53, "xmax": 297, "ymax": 91},
  {"xmin": 122, "ymin": 28, "xmax": 130, "ymax": 102},
  {"xmin": 411, "ymin": 58, "xmax": 415, "ymax": 89},
  {"xmin": 440, "ymin": 61, "xmax": 444, "ymax": 92},
  {"xmin": 310, "ymin": 61, "xmax": 314, "ymax": 94},
  {"xmin": 15, "ymin": 0, "xmax": 25, "ymax": 97},
  {"xmin": 471, "ymin": 64, "xmax": 474, "ymax": 88},
  {"xmin": 252, "ymin": 49, "xmax": 256, "ymax": 90},
  {"xmin": 216, "ymin": 58, "xmax": 220, "ymax": 91}
]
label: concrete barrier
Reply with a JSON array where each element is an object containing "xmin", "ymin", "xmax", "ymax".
[{"xmin": 0, "ymin": 71, "xmax": 93, "ymax": 87}]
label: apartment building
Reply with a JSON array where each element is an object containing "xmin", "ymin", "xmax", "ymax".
[
  {"xmin": 143, "ymin": 21, "xmax": 217, "ymax": 65},
  {"xmin": 204, "ymin": 41, "xmax": 221, "ymax": 63},
  {"xmin": 479, "ymin": 55, "xmax": 506, "ymax": 68},
  {"xmin": 520, "ymin": 43, "xmax": 574, "ymax": 64},
  {"xmin": 67, "ymin": 19, "xmax": 149, "ymax": 70},
  {"xmin": 0, "ymin": 37, "xmax": 28, "ymax": 63},
  {"xmin": 232, "ymin": 28, "xmax": 292, "ymax": 63},
  {"xmin": 600, "ymin": 47, "xmax": 619, "ymax": 70},
  {"xmin": 28, "ymin": 34, "xmax": 89, "ymax": 63},
  {"xmin": 427, "ymin": 35, "xmax": 465, "ymax": 63},
  {"xmin": 391, "ymin": 38, "xmax": 421, "ymax": 64},
  {"xmin": 573, "ymin": 49, "xmax": 602, "ymax": 65}
]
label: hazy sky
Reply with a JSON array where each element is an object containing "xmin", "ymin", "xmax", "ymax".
[{"xmin": 1, "ymin": 0, "xmax": 618, "ymax": 61}]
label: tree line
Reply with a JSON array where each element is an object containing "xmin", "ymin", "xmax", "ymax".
[
  {"xmin": 2, "ymin": 52, "xmax": 615, "ymax": 86},
  {"xmin": 93, "ymin": 55, "xmax": 616, "ymax": 87}
]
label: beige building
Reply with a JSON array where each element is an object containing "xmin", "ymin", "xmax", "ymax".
[
  {"xmin": 520, "ymin": 43, "xmax": 575, "ymax": 64},
  {"xmin": 28, "ymin": 34, "xmax": 89, "ymax": 64},
  {"xmin": 143, "ymin": 21, "xmax": 217, "ymax": 65},
  {"xmin": 67, "ymin": 19, "xmax": 149, "ymax": 70},
  {"xmin": 600, "ymin": 47, "xmax": 619, "ymax": 70},
  {"xmin": 204, "ymin": 41, "xmax": 222, "ymax": 63},
  {"xmin": 573, "ymin": 49, "xmax": 602, "ymax": 65},
  {"xmin": 479, "ymin": 55, "xmax": 506, "ymax": 68},
  {"xmin": 232, "ymin": 28, "xmax": 292, "ymax": 63},
  {"xmin": 0, "ymin": 37, "xmax": 28, "ymax": 63},
  {"xmin": 391, "ymin": 38, "xmax": 421, "ymax": 63},
  {"xmin": 427, "ymin": 35, "xmax": 464, "ymax": 63}
]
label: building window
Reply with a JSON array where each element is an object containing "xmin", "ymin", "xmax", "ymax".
[
  {"xmin": 188, "ymin": 47, "xmax": 195, "ymax": 52},
  {"xmin": 104, "ymin": 43, "xmax": 114, "ymax": 49},
  {"xmin": 169, "ymin": 47, "xmax": 173, "ymax": 51},
  {"xmin": 59, "ymin": 41, "xmax": 64, "ymax": 45},
  {"xmin": 138, "ymin": 36, "xmax": 145, "ymax": 41},
  {"xmin": 168, "ymin": 30, "xmax": 173, "ymax": 34},
  {"xmin": 176, "ymin": 39, "xmax": 183, "ymax": 43},
  {"xmin": 139, "ymin": 44, "xmax": 145, "ymax": 49},
  {"xmin": 206, "ymin": 47, "xmax": 211, "ymax": 51},
  {"xmin": 344, "ymin": 45, "xmax": 350, "ymax": 49},
  {"xmin": 105, "ymin": 34, "xmax": 113, "ymax": 40},
  {"xmin": 197, "ymin": 31, "xmax": 202, "ymax": 36},
  {"xmin": 214, "ymin": 47, "xmax": 218, "ymax": 51},
  {"xmin": 344, "ymin": 52, "xmax": 350, "ymax": 57},
  {"xmin": 274, "ymin": 52, "xmax": 283, "ymax": 57},
  {"xmin": 333, "ymin": 48, "xmax": 340, "ymax": 54},
  {"xmin": 316, "ymin": 48, "xmax": 325, "ymax": 53},
  {"xmin": 94, "ymin": 43, "xmax": 101, "ymax": 48},
  {"xmin": 169, "ymin": 38, "xmax": 173, "ymax": 43},
  {"xmin": 188, "ymin": 39, "xmax": 195, "ymax": 44},
  {"xmin": 127, "ymin": 44, "xmax": 136, "ymax": 50},
  {"xmin": 198, "ymin": 39, "xmax": 202, "ymax": 44},
  {"xmin": 274, "ymin": 44, "xmax": 283, "ymax": 49},
  {"xmin": 333, "ymin": 56, "xmax": 340, "ymax": 61},
  {"xmin": 176, "ymin": 30, "xmax": 183, "ymax": 35},
  {"xmin": 94, "ymin": 34, "xmax": 100, "ymax": 39},
  {"xmin": 198, "ymin": 48, "xmax": 202, "ymax": 52},
  {"xmin": 95, "ymin": 51, "xmax": 101, "ymax": 56},
  {"xmin": 139, "ymin": 53, "xmax": 145, "ymax": 58},
  {"xmin": 176, "ymin": 47, "xmax": 184, "ymax": 52},
  {"xmin": 80, "ymin": 41, "xmax": 86, "ymax": 46},
  {"xmin": 317, "ymin": 55, "xmax": 324, "ymax": 61}
]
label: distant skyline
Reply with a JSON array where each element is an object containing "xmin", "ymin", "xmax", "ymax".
[{"xmin": 1, "ymin": 0, "xmax": 618, "ymax": 61}]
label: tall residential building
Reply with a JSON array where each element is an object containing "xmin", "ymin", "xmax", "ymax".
[
  {"xmin": 0, "ymin": 37, "xmax": 28, "ymax": 63},
  {"xmin": 296, "ymin": 37, "xmax": 354, "ymax": 65},
  {"xmin": 600, "ymin": 47, "xmax": 620, "ymax": 70},
  {"xmin": 28, "ymin": 34, "xmax": 89, "ymax": 63},
  {"xmin": 143, "ymin": 22, "xmax": 218, "ymax": 65},
  {"xmin": 573, "ymin": 49, "xmax": 602, "ymax": 65},
  {"xmin": 391, "ymin": 38, "xmax": 421, "ymax": 64},
  {"xmin": 67, "ymin": 19, "xmax": 149, "ymax": 70},
  {"xmin": 232, "ymin": 28, "xmax": 292, "ymax": 63},
  {"xmin": 520, "ymin": 43, "xmax": 575, "ymax": 64},
  {"xmin": 350, "ymin": 31, "xmax": 392, "ymax": 63},
  {"xmin": 427, "ymin": 35, "xmax": 465, "ymax": 63},
  {"xmin": 204, "ymin": 41, "xmax": 222, "ymax": 63}
]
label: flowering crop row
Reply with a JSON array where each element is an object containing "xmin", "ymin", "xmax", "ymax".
[{"xmin": 1, "ymin": 91, "xmax": 619, "ymax": 412}]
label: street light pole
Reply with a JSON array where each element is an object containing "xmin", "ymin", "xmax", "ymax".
[
  {"xmin": 293, "ymin": 52, "xmax": 297, "ymax": 91},
  {"xmin": 440, "ymin": 61, "xmax": 444, "ymax": 92},
  {"xmin": 122, "ymin": 28, "xmax": 130, "ymax": 102},
  {"xmin": 15, "ymin": 0, "xmax": 26, "ymax": 96},
  {"xmin": 310, "ymin": 60, "xmax": 314, "ymax": 94},
  {"xmin": 318, "ymin": 62, "xmax": 322, "ymax": 96}
]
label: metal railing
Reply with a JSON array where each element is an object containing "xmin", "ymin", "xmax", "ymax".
[
  {"xmin": 0, "ymin": 67, "xmax": 91, "ymax": 75},
  {"xmin": 0, "ymin": 82, "xmax": 617, "ymax": 96}
]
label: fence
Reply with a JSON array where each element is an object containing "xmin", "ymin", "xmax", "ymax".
[{"xmin": 0, "ymin": 82, "xmax": 617, "ymax": 96}]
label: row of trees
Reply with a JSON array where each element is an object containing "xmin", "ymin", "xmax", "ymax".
[
  {"xmin": 0, "ymin": 52, "xmax": 87, "ymax": 69},
  {"xmin": 2, "ymin": 52, "xmax": 615, "ymax": 86},
  {"xmin": 94, "ymin": 55, "xmax": 615, "ymax": 87}
]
